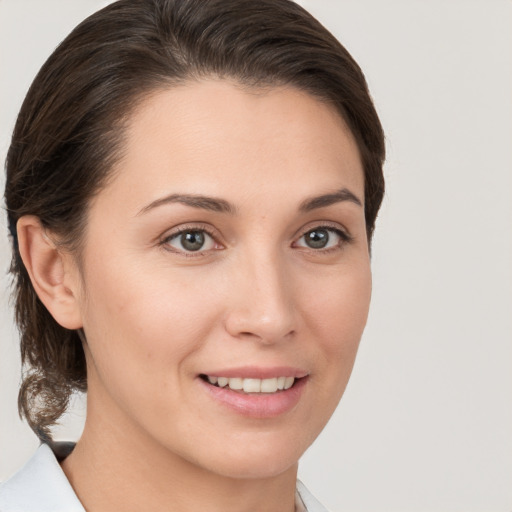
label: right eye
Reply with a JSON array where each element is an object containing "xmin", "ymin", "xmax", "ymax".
[{"xmin": 163, "ymin": 229, "xmax": 218, "ymax": 254}]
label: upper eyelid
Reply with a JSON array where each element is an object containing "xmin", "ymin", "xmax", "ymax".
[
  {"xmin": 161, "ymin": 223, "xmax": 219, "ymax": 241},
  {"xmin": 294, "ymin": 221, "xmax": 351, "ymax": 240}
]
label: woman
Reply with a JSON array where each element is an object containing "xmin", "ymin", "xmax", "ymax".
[{"xmin": 0, "ymin": 0, "xmax": 385, "ymax": 510}]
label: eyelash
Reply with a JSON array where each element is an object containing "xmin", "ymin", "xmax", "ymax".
[
  {"xmin": 159, "ymin": 223, "xmax": 353, "ymax": 257},
  {"xmin": 159, "ymin": 223, "xmax": 219, "ymax": 258},
  {"xmin": 294, "ymin": 224, "xmax": 353, "ymax": 253}
]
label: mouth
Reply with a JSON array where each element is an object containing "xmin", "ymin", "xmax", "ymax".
[
  {"xmin": 199, "ymin": 374, "xmax": 299, "ymax": 394},
  {"xmin": 197, "ymin": 368, "xmax": 309, "ymax": 417}
]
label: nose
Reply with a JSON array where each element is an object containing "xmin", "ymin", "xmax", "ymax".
[{"xmin": 224, "ymin": 250, "xmax": 297, "ymax": 344}]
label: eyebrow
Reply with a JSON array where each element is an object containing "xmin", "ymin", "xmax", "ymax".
[
  {"xmin": 299, "ymin": 188, "xmax": 362, "ymax": 211},
  {"xmin": 137, "ymin": 187, "xmax": 362, "ymax": 217},
  {"xmin": 137, "ymin": 193, "xmax": 236, "ymax": 216}
]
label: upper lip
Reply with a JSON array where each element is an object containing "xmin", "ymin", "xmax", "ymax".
[{"xmin": 199, "ymin": 366, "xmax": 309, "ymax": 379}]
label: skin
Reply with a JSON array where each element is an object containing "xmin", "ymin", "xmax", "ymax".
[{"xmin": 18, "ymin": 80, "xmax": 371, "ymax": 512}]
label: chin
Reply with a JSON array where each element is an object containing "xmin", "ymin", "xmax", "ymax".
[
  {"xmin": 199, "ymin": 434, "xmax": 308, "ymax": 480},
  {"xmin": 210, "ymin": 454, "xmax": 299, "ymax": 480}
]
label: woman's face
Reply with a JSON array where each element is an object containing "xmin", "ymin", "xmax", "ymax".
[{"xmin": 72, "ymin": 80, "xmax": 371, "ymax": 478}]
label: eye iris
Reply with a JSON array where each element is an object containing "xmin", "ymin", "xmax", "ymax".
[
  {"xmin": 305, "ymin": 229, "xmax": 329, "ymax": 249},
  {"xmin": 181, "ymin": 231, "xmax": 205, "ymax": 251}
]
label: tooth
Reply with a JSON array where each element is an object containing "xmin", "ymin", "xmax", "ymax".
[
  {"xmin": 228, "ymin": 377, "xmax": 243, "ymax": 390},
  {"xmin": 243, "ymin": 378, "xmax": 261, "ymax": 393},
  {"xmin": 217, "ymin": 377, "xmax": 228, "ymax": 387},
  {"xmin": 261, "ymin": 378, "xmax": 278, "ymax": 393},
  {"xmin": 214, "ymin": 376, "xmax": 294, "ymax": 392},
  {"xmin": 283, "ymin": 377, "xmax": 294, "ymax": 390}
]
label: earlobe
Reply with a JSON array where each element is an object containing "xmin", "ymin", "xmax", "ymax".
[{"xmin": 16, "ymin": 215, "xmax": 83, "ymax": 330}]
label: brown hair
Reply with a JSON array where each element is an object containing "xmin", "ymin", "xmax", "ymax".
[{"xmin": 4, "ymin": 0, "xmax": 385, "ymax": 441}]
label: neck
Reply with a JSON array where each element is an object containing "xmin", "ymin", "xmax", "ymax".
[{"xmin": 61, "ymin": 395, "xmax": 298, "ymax": 512}]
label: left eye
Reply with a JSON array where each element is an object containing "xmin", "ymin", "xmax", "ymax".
[
  {"xmin": 295, "ymin": 227, "xmax": 345, "ymax": 250},
  {"xmin": 166, "ymin": 230, "xmax": 216, "ymax": 252}
]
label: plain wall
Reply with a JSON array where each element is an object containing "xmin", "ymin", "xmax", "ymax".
[{"xmin": 1, "ymin": 1, "xmax": 511, "ymax": 511}]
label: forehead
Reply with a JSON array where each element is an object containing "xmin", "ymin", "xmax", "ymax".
[{"xmin": 101, "ymin": 79, "xmax": 364, "ymax": 211}]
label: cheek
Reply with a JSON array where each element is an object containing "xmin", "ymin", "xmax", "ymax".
[
  {"xmin": 301, "ymin": 262, "xmax": 371, "ymax": 401},
  {"xmin": 79, "ymin": 256, "xmax": 221, "ymax": 388},
  {"xmin": 304, "ymin": 263, "xmax": 371, "ymax": 350}
]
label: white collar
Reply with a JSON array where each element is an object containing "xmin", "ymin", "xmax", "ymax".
[
  {"xmin": 0, "ymin": 443, "xmax": 85, "ymax": 512},
  {"xmin": 0, "ymin": 443, "xmax": 329, "ymax": 512}
]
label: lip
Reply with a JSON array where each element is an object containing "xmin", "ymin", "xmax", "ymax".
[
  {"xmin": 199, "ymin": 366, "xmax": 309, "ymax": 379},
  {"xmin": 198, "ymin": 372, "xmax": 309, "ymax": 419}
]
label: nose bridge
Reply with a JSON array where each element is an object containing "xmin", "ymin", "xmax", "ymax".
[{"xmin": 225, "ymin": 244, "xmax": 296, "ymax": 342}]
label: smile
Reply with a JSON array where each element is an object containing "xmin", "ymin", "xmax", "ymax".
[{"xmin": 202, "ymin": 375, "xmax": 295, "ymax": 393}]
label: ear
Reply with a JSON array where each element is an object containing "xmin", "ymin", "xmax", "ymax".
[{"xmin": 17, "ymin": 215, "xmax": 83, "ymax": 330}]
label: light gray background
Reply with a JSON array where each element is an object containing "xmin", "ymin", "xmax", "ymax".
[{"xmin": 1, "ymin": 1, "xmax": 511, "ymax": 511}]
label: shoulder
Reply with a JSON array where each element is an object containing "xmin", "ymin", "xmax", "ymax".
[{"xmin": 0, "ymin": 443, "xmax": 84, "ymax": 512}]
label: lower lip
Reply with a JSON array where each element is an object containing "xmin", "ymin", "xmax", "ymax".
[{"xmin": 198, "ymin": 377, "xmax": 308, "ymax": 418}]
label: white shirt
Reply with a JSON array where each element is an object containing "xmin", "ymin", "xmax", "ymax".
[{"xmin": 0, "ymin": 444, "xmax": 330, "ymax": 512}]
